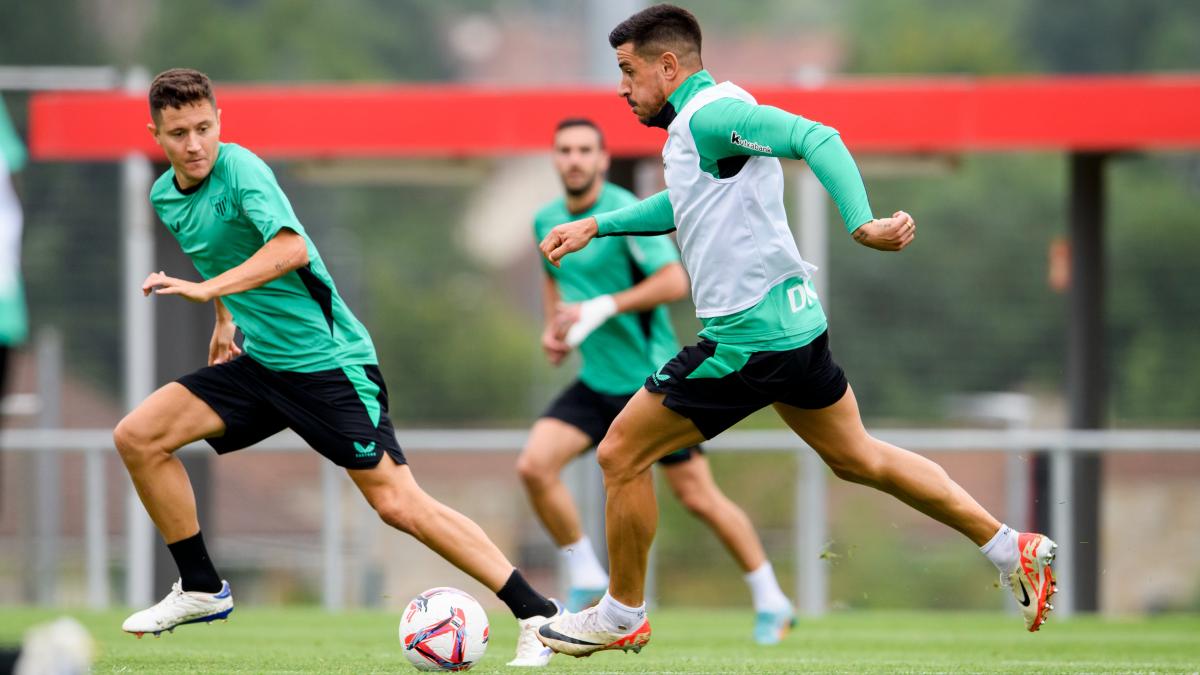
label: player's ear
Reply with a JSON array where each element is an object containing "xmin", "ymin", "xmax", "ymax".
[
  {"xmin": 599, "ymin": 150, "xmax": 610, "ymax": 174},
  {"xmin": 660, "ymin": 51, "xmax": 680, "ymax": 81},
  {"xmin": 147, "ymin": 121, "xmax": 161, "ymax": 146}
]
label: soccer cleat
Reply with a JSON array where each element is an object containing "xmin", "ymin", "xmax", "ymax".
[
  {"xmin": 536, "ymin": 605, "xmax": 651, "ymax": 658},
  {"xmin": 753, "ymin": 605, "xmax": 796, "ymax": 645},
  {"xmin": 506, "ymin": 600, "xmax": 562, "ymax": 667},
  {"xmin": 122, "ymin": 579, "xmax": 233, "ymax": 638},
  {"xmin": 565, "ymin": 585, "xmax": 607, "ymax": 613},
  {"xmin": 1007, "ymin": 532, "xmax": 1058, "ymax": 632}
]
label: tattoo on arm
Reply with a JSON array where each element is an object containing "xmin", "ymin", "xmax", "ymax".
[{"xmin": 852, "ymin": 227, "xmax": 869, "ymax": 243}]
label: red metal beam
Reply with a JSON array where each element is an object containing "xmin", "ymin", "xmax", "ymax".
[{"xmin": 28, "ymin": 76, "xmax": 1200, "ymax": 161}]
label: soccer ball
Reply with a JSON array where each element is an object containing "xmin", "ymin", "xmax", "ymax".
[{"xmin": 399, "ymin": 587, "xmax": 489, "ymax": 671}]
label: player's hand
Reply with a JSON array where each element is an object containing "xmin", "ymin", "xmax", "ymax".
[
  {"xmin": 539, "ymin": 217, "xmax": 599, "ymax": 267},
  {"xmin": 541, "ymin": 327, "xmax": 570, "ymax": 366},
  {"xmin": 557, "ymin": 295, "xmax": 616, "ymax": 348},
  {"xmin": 851, "ymin": 211, "xmax": 915, "ymax": 251},
  {"xmin": 208, "ymin": 319, "xmax": 243, "ymax": 366},
  {"xmin": 142, "ymin": 271, "xmax": 215, "ymax": 303}
]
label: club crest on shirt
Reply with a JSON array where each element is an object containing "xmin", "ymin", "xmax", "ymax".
[{"xmin": 210, "ymin": 193, "xmax": 235, "ymax": 220}]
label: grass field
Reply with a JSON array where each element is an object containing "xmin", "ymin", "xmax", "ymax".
[{"xmin": 2, "ymin": 607, "xmax": 1197, "ymax": 674}]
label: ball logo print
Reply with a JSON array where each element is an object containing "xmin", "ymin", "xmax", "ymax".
[{"xmin": 399, "ymin": 588, "xmax": 489, "ymax": 671}]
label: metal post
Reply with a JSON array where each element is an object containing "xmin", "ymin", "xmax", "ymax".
[
  {"xmin": 121, "ymin": 66, "xmax": 156, "ymax": 608},
  {"xmin": 585, "ymin": 0, "xmax": 643, "ymax": 83},
  {"xmin": 794, "ymin": 166, "xmax": 829, "ymax": 615},
  {"xmin": 1049, "ymin": 445, "xmax": 1073, "ymax": 618},
  {"xmin": 1067, "ymin": 152, "xmax": 1106, "ymax": 612},
  {"xmin": 321, "ymin": 461, "xmax": 344, "ymax": 611},
  {"xmin": 33, "ymin": 329, "xmax": 63, "ymax": 605},
  {"xmin": 85, "ymin": 447, "xmax": 109, "ymax": 608},
  {"xmin": 797, "ymin": 451, "xmax": 828, "ymax": 615}
]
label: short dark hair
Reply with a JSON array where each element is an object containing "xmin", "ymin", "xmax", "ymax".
[
  {"xmin": 149, "ymin": 68, "xmax": 216, "ymax": 121},
  {"xmin": 607, "ymin": 4, "xmax": 702, "ymax": 59},
  {"xmin": 554, "ymin": 118, "xmax": 605, "ymax": 149}
]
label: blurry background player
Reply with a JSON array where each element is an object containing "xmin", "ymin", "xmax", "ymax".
[
  {"xmin": 0, "ymin": 94, "xmax": 28, "ymax": 445},
  {"xmin": 537, "ymin": 4, "xmax": 1057, "ymax": 658},
  {"xmin": 0, "ymin": 95, "xmax": 95, "ymax": 675},
  {"xmin": 115, "ymin": 68, "xmax": 560, "ymax": 667},
  {"xmin": 519, "ymin": 118, "xmax": 795, "ymax": 644}
]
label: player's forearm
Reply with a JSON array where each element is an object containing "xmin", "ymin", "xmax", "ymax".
[
  {"xmin": 201, "ymin": 229, "xmax": 310, "ymax": 299},
  {"xmin": 594, "ymin": 190, "xmax": 675, "ymax": 237},
  {"xmin": 213, "ymin": 297, "xmax": 234, "ymax": 325},
  {"xmin": 541, "ymin": 275, "xmax": 561, "ymax": 330},
  {"xmin": 612, "ymin": 262, "xmax": 688, "ymax": 313},
  {"xmin": 801, "ymin": 133, "xmax": 875, "ymax": 233}
]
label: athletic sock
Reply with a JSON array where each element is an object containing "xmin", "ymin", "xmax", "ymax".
[
  {"xmin": 167, "ymin": 531, "xmax": 223, "ymax": 593},
  {"xmin": 559, "ymin": 536, "xmax": 609, "ymax": 589},
  {"xmin": 597, "ymin": 591, "xmax": 645, "ymax": 633},
  {"xmin": 743, "ymin": 561, "xmax": 792, "ymax": 613},
  {"xmin": 497, "ymin": 569, "xmax": 558, "ymax": 620},
  {"xmin": 980, "ymin": 524, "xmax": 1020, "ymax": 575}
]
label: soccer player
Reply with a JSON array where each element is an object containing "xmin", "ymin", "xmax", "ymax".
[
  {"xmin": 536, "ymin": 5, "xmax": 1058, "ymax": 657},
  {"xmin": 0, "ymin": 94, "xmax": 27, "ymax": 433},
  {"xmin": 520, "ymin": 118, "xmax": 796, "ymax": 644},
  {"xmin": 116, "ymin": 69, "xmax": 560, "ymax": 667}
]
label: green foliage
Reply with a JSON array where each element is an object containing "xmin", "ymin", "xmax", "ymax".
[{"xmin": 145, "ymin": 0, "xmax": 452, "ymax": 81}]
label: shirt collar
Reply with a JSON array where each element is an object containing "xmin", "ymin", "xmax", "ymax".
[{"xmin": 645, "ymin": 70, "xmax": 716, "ymax": 129}]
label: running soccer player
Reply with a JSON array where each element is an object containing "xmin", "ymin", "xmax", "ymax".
[
  {"xmin": 520, "ymin": 118, "xmax": 795, "ymax": 644},
  {"xmin": 536, "ymin": 5, "xmax": 1057, "ymax": 657},
  {"xmin": 116, "ymin": 68, "xmax": 560, "ymax": 667}
]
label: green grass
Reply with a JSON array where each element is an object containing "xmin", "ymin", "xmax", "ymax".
[{"xmin": 2, "ymin": 607, "xmax": 1197, "ymax": 674}]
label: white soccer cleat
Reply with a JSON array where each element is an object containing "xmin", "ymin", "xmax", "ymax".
[
  {"xmin": 122, "ymin": 579, "xmax": 233, "ymax": 638},
  {"xmin": 1006, "ymin": 532, "xmax": 1058, "ymax": 632},
  {"xmin": 506, "ymin": 612, "xmax": 557, "ymax": 667},
  {"xmin": 536, "ymin": 605, "xmax": 651, "ymax": 658}
]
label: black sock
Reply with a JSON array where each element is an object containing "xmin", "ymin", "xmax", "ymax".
[
  {"xmin": 168, "ymin": 531, "xmax": 223, "ymax": 593},
  {"xmin": 496, "ymin": 569, "xmax": 557, "ymax": 620}
]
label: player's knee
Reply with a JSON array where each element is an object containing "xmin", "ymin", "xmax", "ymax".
[
  {"xmin": 672, "ymin": 480, "xmax": 712, "ymax": 517},
  {"xmin": 515, "ymin": 451, "xmax": 554, "ymax": 490},
  {"xmin": 595, "ymin": 435, "xmax": 635, "ymax": 482},
  {"xmin": 373, "ymin": 495, "xmax": 420, "ymax": 535},
  {"xmin": 827, "ymin": 450, "xmax": 886, "ymax": 486},
  {"xmin": 113, "ymin": 418, "xmax": 159, "ymax": 467}
]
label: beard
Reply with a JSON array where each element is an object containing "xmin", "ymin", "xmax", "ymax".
[{"xmin": 563, "ymin": 172, "xmax": 597, "ymax": 197}]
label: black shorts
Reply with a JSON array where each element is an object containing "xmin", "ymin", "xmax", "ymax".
[
  {"xmin": 177, "ymin": 356, "xmax": 405, "ymax": 469},
  {"xmin": 541, "ymin": 380, "xmax": 701, "ymax": 466},
  {"xmin": 645, "ymin": 330, "xmax": 849, "ymax": 440}
]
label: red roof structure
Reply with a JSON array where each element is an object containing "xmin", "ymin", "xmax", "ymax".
[{"xmin": 28, "ymin": 75, "xmax": 1200, "ymax": 161}]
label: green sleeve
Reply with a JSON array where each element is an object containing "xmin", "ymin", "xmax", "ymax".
[
  {"xmin": 227, "ymin": 149, "xmax": 306, "ymax": 241},
  {"xmin": 690, "ymin": 99, "xmax": 874, "ymax": 232},
  {"xmin": 593, "ymin": 190, "xmax": 675, "ymax": 237},
  {"xmin": 0, "ymin": 96, "xmax": 27, "ymax": 173}
]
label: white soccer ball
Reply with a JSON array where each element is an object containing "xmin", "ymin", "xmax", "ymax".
[{"xmin": 398, "ymin": 587, "xmax": 489, "ymax": 671}]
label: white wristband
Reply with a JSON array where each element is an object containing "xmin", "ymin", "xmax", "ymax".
[{"xmin": 565, "ymin": 294, "xmax": 617, "ymax": 348}]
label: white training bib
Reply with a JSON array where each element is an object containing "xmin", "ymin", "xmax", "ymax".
[{"xmin": 663, "ymin": 81, "xmax": 815, "ymax": 318}]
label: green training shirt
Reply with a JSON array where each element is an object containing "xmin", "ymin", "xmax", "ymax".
[
  {"xmin": 593, "ymin": 70, "xmax": 874, "ymax": 353},
  {"xmin": 534, "ymin": 183, "xmax": 681, "ymax": 395},
  {"xmin": 150, "ymin": 143, "xmax": 376, "ymax": 372}
]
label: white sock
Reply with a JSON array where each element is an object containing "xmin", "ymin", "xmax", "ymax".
[
  {"xmin": 559, "ymin": 536, "xmax": 608, "ymax": 589},
  {"xmin": 980, "ymin": 524, "xmax": 1019, "ymax": 574},
  {"xmin": 597, "ymin": 591, "xmax": 645, "ymax": 633},
  {"xmin": 743, "ymin": 562, "xmax": 792, "ymax": 613}
]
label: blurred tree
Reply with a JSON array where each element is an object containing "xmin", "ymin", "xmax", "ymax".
[
  {"xmin": 143, "ymin": 0, "xmax": 452, "ymax": 81},
  {"xmin": 1022, "ymin": 0, "xmax": 1200, "ymax": 73}
]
